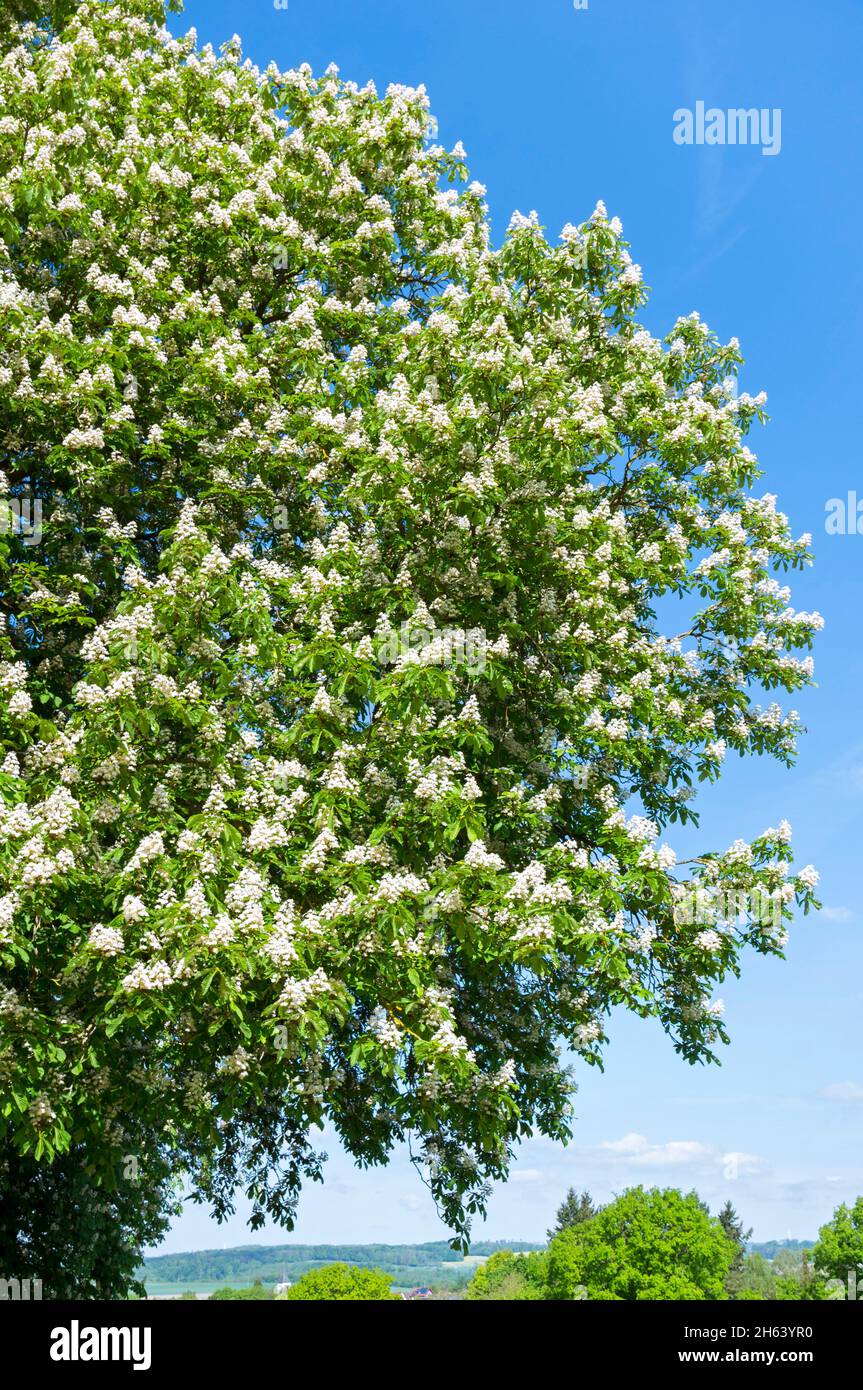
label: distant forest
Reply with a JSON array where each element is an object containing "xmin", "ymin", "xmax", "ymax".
[
  {"xmin": 141, "ymin": 1236, "xmax": 814, "ymax": 1289},
  {"xmin": 141, "ymin": 1240, "xmax": 544, "ymax": 1287}
]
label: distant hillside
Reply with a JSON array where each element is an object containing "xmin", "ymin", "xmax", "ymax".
[
  {"xmin": 748, "ymin": 1240, "xmax": 815, "ymax": 1259},
  {"xmin": 142, "ymin": 1236, "xmax": 814, "ymax": 1292},
  {"xmin": 140, "ymin": 1240, "xmax": 543, "ymax": 1292}
]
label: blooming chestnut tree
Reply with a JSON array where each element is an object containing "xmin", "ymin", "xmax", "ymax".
[{"xmin": 0, "ymin": 0, "xmax": 820, "ymax": 1243}]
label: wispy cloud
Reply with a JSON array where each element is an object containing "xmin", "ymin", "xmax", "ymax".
[
  {"xmin": 822, "ymin": 1082, "xmax": 863, "ymax": 1102},
  {"xmin": 597, "ymin": 1133, "xmax": 769, "ymax": 1180},
  {"xmin": 510, "ymin": 1168, "xmax": 546, "ymax": 1185},
  {"xmin": 693, "ymin": 153, "xmax": 764, "ymax": 242},
  {"xmin": 601, "ymin": 1133, "xmax": 712, "ymax": 1167},
  {"xmin": 669, "ymin": 225, "xmax": 748, "ymax": 290},
  {"xmin": 721, "ymin": 1151, "xmax": 767, "ymax": 1178}
]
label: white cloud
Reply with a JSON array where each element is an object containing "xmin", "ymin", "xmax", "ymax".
[
  {"xmin": 822, "ymin": 1082, "xmax": 863, "ymax": 1102},
  {"xmin": 819, "ymin": 906, "xmax": 855, "ymax": 923},
  {"xmin": 510, "ymin": 1168, "xmax": 546, "ymax": 1184},
  {"xmin": 639, "ymin": 1141, "xmax": 713, "ymax": 1167},
  {"xmin": 720, "ymin": 1151, "xmax": 766, "ymax": 1177},
  {"xmin": 599, "ymin": 1133, "xmax": 768, "ymax": 1180},
  {"xmin": 601, "ymin": 1132, "xmax": 650, "ymax": 1155},
  {"xmin": 600, "ymin": 1133, "xmax": 711, "ymax": 1166},
  {"xmin": 398, "ymin": 1193, "xmax": 428, "ymax": 1212}
]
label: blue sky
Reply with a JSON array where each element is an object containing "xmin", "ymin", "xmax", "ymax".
[{"xmin": 151, "ymin": 0, "xmax": 863, "ymax": 1252}]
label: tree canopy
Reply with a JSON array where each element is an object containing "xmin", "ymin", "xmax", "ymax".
[
  {"xmin": 464, "ymin": 1247, "xmax": 547, "ymax": 1300},
  {"xmin": 0, "ymin": 0, "xmax": 820, "ymax": 1263},
  {"xmin": 812, "ymin": 1197, "xmax": 863, "ymax": 1297},
  {"xmin": 281, "ymin": 1262, "xmax": 398, "ymax": 1301},
  {"xmin": 545, "ymin": 1187, "xmax": 735, "ymax": 1300},
  {"xmin": 0, "ymin": 1143, "xmax": 177, "ymax": 1298}
]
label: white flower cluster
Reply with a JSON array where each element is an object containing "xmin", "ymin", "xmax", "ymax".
[
  {"xmin": 87, "ymin": 925, "xmax": 125, "ymax": 957},
  {"xmin": 463, "ymin": 840, "xmax": 505, "ymax": 870},
  {"xmin": 121, "ymin": 960, "xmax": 175, "ymax": 992},
  {"xmin": 124, "ymin": 832, "xmax": 164, "ymax": 874},
  {"xmin": 278, "ymin": 968, "xmax": 331, "ymax": 1016},
  {"xmin": 369, "ymin": 1006, "xmax": 402, "ymax": 1049}
]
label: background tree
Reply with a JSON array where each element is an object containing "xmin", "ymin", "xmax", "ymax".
[
  {"xmin": 717, "ymin": 1198, "xmax": 752, "ymax": 1296},
  {"xmin": 281, "ymin": 1263, "xmax": 398, "ymax": 1301},
  {"xmin": 0, "ymin": 1144, "xmax": 178, "ymax": 1299},
  {"xmin": 547, "ymin": 1187, "xmax": 598, "ymax": 1242},
  {"xmin": 0, "ymin": 0, "xmax": 820, "ymax": 1280},
  {"xmin": 718, "ymin": 1198, "xmax": 752, "ymax": 1255},
  {"xmin": 812, "ymin": 1198, "xmax": 863, "ymax": 1298},
  {"xmin": 544, "ymin": 1187, "xmax": 735, "ymax": 1300},
  {"xmin": 731, "ymin": 1247, "xmax": 827, "ymax": 1302},
  {"xmin": 465, "ymin": 1248, "xmax": 547, "ymax": 1301},
  {"xmin": 734, "ymin": 1251, "xmax": 780, "ymax": 1301},
  {"xmin": 783, "ymin": 1247, "xmax": 822, "ymax": 1299}
]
